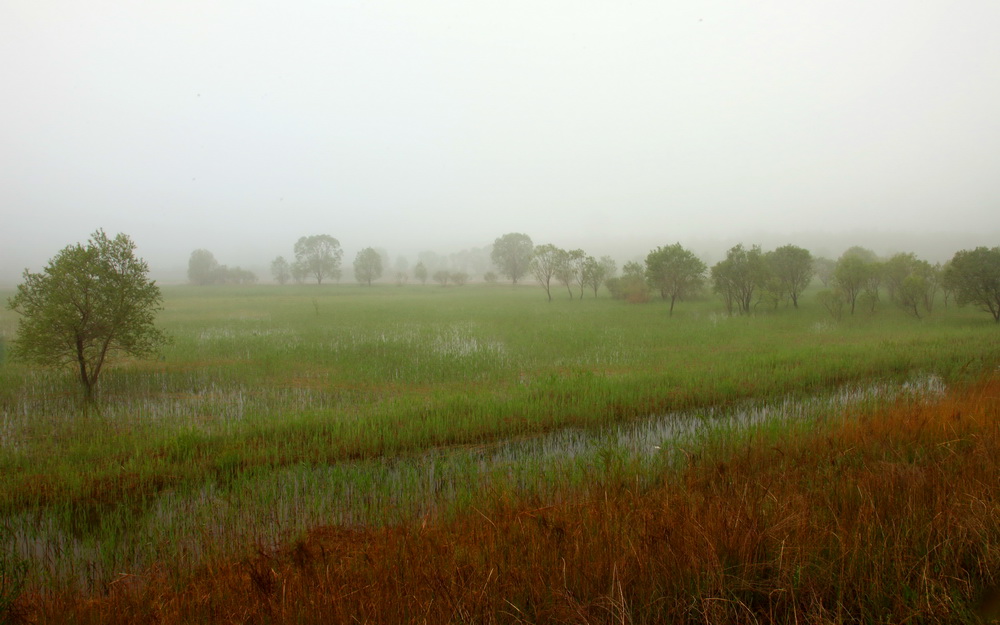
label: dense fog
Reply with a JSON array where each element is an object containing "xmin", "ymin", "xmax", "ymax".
[{"xmin": 3, "ymin": 2, "xmax": 999, "ymax": 285}]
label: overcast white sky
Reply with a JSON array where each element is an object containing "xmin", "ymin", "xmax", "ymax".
[{"xmin": 2, "ymin": 1, "xmax": 999, "ymax": 282}]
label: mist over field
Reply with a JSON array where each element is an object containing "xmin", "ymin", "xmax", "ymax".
[
  {"xmin": 6, "ymin": 5, "xmax": 1000, "ymax": 617},
  {"xmin": 3, "ymin": 1, "xmax": 999, "ymax": 284}
]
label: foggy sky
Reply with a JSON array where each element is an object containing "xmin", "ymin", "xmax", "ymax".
[{"xmin": 2, "ymin": 1, "xmax": 999, "ymax": 283}]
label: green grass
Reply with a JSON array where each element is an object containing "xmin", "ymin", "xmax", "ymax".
[{"xmin": 0, "ymin": 283, "xmax": 998, "ymax": 593}]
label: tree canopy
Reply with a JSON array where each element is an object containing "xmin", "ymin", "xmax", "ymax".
[
  {"xmin": 187, "ymin": 249, "xmax": 219, "ymax": 285},
  {"xmin": 581, "ymin": 255, "xmax": 616, "ymax": 297},
  {"xmin": 833, "ymin": 250, "xmax": 880, "ymax": 315},
  {"xmin": 711, "ymin": 244, "xmax": 766, "ymax": 315},
  {"xmin": 553, "ymin": 249, "xmax": 585, "ymax": 299},
  {"xmin": 765, "ymin": 244, "xmax": 813, "ymax": 309},
  {"xmin": 188, "ymin": 249, "xmax": 257, "ymax": 285},
  {"xmin": 353, "ymin": 247, "xmax": 384, "ymax": 286},
  {"xmin": 883, "ymin": 253, "xmax": 938, "ymax": 318},
  {"xmin": 7, "ymin": 230, "xmax": 168, "ymax": 398},
  {"xmin": 529, "ymin": 244, "xmax": 563, "ymax": 301},
  {"xmin": 271, "ymin": 256, "xmax": 291, "ymax": 285},
  {"xmin": 294, "ymin": 235, "xmax": 343, "ymax": 284},
  {"xmin": 945, "ymin": 247, "xmax": 1000, "ymax": 323},
  {"xmin": 645, "ymin": 243, "xmax": 707, "ymax": 316},
  {"xmin": 491, "ymin": 233, "xmax": 534, "ymax": 284}
]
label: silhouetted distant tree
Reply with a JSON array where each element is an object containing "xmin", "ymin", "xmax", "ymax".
[
  {"xmin": 223, "ymin": 267, "xmax": 258, "ymax": 285},
  {"xmin": 414, "ymin": 262, "xmax": 429, "ymax": 285},
  {"xmin": 353, "ymin": 247, "xmax": 383, "ymax": 286},
  {"xmin": 393, "ymin": 256, "xmax": 410, "ymax": 285},
  {"xmin": 188, "ymin": 249, "xmax": 220, "ymax": 285},
  {"xmin": 294, "ymin": 235, "xmax": 343, "ymax": 285},
  {"xmin": 271, "ymin": 256, "xmax": 291, "ymax": 285},
  {"xmin": 432, "ymin": 270, "xmax": 450, "ymax": 286},
  {"xmin": 491, "ymin": 233, "xmax": 534, "ymax": 284}
]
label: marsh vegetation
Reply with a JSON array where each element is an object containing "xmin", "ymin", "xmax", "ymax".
[{"xmin": 1, "ymin": 283, "xmax": 998, "ymax": 622}]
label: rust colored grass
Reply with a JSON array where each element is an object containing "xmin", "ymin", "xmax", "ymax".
[{"xmin": 18, "ymin": 376, "xmax": 1000, "ymax": 624}]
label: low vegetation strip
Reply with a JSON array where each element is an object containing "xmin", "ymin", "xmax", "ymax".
[{"xmin": 21, "ymin": 374, "xmax": 1000, "ymax": 624}]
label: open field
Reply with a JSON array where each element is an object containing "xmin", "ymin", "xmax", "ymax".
[{"xmin": 2, "ymin": 284, "xmax": 999, "ymax": 622}]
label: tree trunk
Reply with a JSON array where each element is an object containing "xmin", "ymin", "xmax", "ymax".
[{"xmin": 75, "ymin": 337, "xmax": 94, "ymax": 401}]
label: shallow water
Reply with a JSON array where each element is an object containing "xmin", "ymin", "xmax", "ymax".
[{"xmin": 3, "ymin": 373, "xmax": 947, "ymax": 592}]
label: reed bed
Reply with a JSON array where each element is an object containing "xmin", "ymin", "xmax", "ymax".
[
  {"xmin": 18, "ymin": 371, "xmax": 1000, "ymax": 623},
  {"xmin": 0, "ymin": 284, "xmax": 998, "ymax": 621}
]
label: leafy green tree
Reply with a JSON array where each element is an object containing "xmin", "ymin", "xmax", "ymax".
[
  {"xmin": 7, "ymin": 230, "xmax": 168, "ymax": 399},
  {"xmin": 883, "ymin": 253, "xmax": 937, "ymax": 318},
  {"xmin": 581, "ymin": 255, "xmax": 615, "ymax": 297},
  {"xmin": 187, "ymin": 249, "xmax": 220, "ymax": 285},
  {"xmin": 450, "ymin": 272, "xmax": 469, "ymax": 286},
  {"xmin": 491, "ymin": 233, "xmax": 534, "ymax": 284},
  {"xmin": 188, "ymin": 251, "xmax": 257, "ymax": 285},
  {"xmin": 270, "ymin": 256, "xmax": 291, "ymax": 285},
  {"xmin": 566, "ymin": 250, "xmax": 590, "ymax": 299},
  {"xmin": 765, "ymin": 244, "xmax": 813, "ymax": 308},
  {"xmin": 353, "ymin": 247, "xmax": 383, "ymax": 286},
  {"xmin": 529, "ymin": 244, "xmax": 564, "ymax": 301},
  {"xmin": 756, "ymin": 271, "xmax": 786, "ymax": 310},
  {"xmin": 896, "ymin": 272, "xmax": 931, "ymax": 318},
  {"xmin": 645, "ymin": 243, "xmax": 707, "ymax": 316},
  {"xmin": 833, "ymin": 248, "xmax": 879, "ymax": 315},
  {"xmin": 607, "ymin": 261, "xmax": 649, "ymax": 303},
  {"xmin": 223, "ymin": 267, "xmax": 258, "ymax": 285},
  {"xmin": 813, "ymin": 256, "xmax": 836, "ymax": 288},
  {"xmin": 940, "ymin": 260, "xmax": 955, "ymax": 307},
  {"xmin": 554, "ymin": 248, "xmax": 585, "ymax": 299},
  {"xmin": 944, "ymin": 247, "xmax": 1000, "ymax": 323},
  {"xmin": 294, "ymin": 235, "xmax": 343, "ymax": 285},
  {"xmin": 711, "ymin": 244, "xmax": 766, "ymax": 315},
  {"xmin": 413, "ymin": 262, "xmax": 429, "ymax": 285},
  {"xmin": 883, "ymin": 252, "xmax": 916, "ymax": 302}
]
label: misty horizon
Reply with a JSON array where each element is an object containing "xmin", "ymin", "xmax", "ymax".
[
  {"xmin": 113, "ymin": 227, "xmax": 1000, "ymax": 285},
  {"xmin": 3, "ymin": 2, "xmax": 999, "ymax": 285}
]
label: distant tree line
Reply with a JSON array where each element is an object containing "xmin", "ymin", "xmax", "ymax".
[
  {"xmin": 187, "ymin": 249, "xmax": 258, "ymax": 285},
  {"xmin": 194, "ymin": 231, "xmax": 1000, "ymax": 323},
  {"xmin": 489, "ymin": 232, "xmax": 999, "ymax": 323},
  {"xmin": 263, "ymin": 236, "xmax": 488, "ymax": 287}
]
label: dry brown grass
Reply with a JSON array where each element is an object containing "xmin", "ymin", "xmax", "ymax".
[{"xmin": 18, "ymin": 375, "xmax": 1000, "ymax": 624}]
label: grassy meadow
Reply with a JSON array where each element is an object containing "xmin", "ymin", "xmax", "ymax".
[{"xmin": 1, "ymin": 282, "xmax": 999, "ymax": 622}]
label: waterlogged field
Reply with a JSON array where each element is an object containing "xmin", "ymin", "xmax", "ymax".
[{"xmin": 1, "ymin": 284, "xmax": 999, "ymax": 621}]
